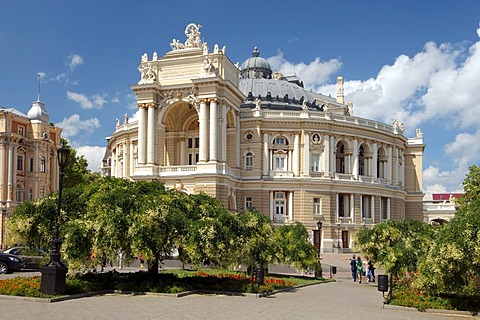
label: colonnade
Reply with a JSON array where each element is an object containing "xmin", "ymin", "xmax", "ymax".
[{"xmin": 261, "ymin": 131, "xmax": 404, "ymax": 185}]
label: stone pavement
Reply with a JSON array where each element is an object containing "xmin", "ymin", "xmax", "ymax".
[{"xmin": 0, "ymin": 254, "xmax": 472, "ymax": 319}]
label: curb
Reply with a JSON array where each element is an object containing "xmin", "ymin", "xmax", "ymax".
[
  {"xmin": 383, "ymin": 302, "xmax": 479, "ymax": 318},
  {"xmin": 0, "ymin": 279, "xmax": 332, "ymax": 303}
]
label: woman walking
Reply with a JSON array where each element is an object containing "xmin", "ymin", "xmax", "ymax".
[{"xmin": 356, "ymin": 256, "xmax": 363, "ymax": 284}]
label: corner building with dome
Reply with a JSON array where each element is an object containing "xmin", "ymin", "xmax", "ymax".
[{"xmin": 102, "ymin": 24, "xmax": 425, "ymax": 253}]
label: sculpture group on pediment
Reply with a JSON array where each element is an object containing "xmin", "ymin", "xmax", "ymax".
[
  {"xmin": 392, "ymin": 118, "xmax": 405, "ymax": 134},
  {"xmin": 138, "ymin": 63, "xmax": 157, "ymax": 84},
  {"xmin": 170, "ymin": 23, "xmax": 203, "ymax": 51}
]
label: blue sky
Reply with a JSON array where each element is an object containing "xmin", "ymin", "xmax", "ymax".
[{"xmin": 1, "ymin": 0, "xmax": 479, "ymax": 193}]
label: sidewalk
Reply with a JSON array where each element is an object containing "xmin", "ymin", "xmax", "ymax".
[{"xmin": 0, "ymin": 254, "xmax": 463, "ymax": 319}]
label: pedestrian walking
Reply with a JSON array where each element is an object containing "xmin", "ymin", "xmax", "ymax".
[
  {"xmin": 356, "ymin": 256, "xmax": 363, "ymax": 284},
  {"xmin": 350, "ymin": 254, "xmax": 357, "ymax": 281}
]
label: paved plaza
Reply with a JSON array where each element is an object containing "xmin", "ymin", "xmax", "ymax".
[{"xmin": 0, "ymin": 254, "xmax": 473, "ymax": 319}]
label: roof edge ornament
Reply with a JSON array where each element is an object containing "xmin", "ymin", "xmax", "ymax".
[{"xmin": 170, "ymin": 23, "xmax": 203, "ymax": 51}]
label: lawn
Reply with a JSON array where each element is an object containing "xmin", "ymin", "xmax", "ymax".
[{"xmin": 0, "ymin": 269, "xmax": 321, "ymax": 298}]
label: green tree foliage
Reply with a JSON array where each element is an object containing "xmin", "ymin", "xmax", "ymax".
[
  {"xmin": 354, "ymin": 220, "xmax": 436, "ymax": 275},
  {"xmin": 272, "ymin": 222, "xmax": 318, "ymax": 271},
  {"xmin": 129, "ymin": 186, "xmax": 186, "ymax": 276},
  {"xmin": 6, "ymin": 197, "xmax": 57, "ymax": 249},
  {"xmin": 234, "ymin": 210, "xmax": 274, "ymax": 270},
  {"xmin": 414, "ymin": 165, "xmax": 480, "ymax": 296},
  {"xmin": 177, "ymin": 193, "xmax": 241, "ymax": 268}
]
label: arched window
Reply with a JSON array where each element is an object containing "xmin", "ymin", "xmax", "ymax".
[
  {"xmin": 40, "ymin": 156, "xmax": 46, "ymax": 173},
  {"xmin": 16, "ymin": 183, "xmax": 24, "ymax": 203},
  {"xmin": 358, "ymin": 145, "xmax": 365, "ymax": 176},
  {"xmin": 377, "ymin": 147, "xmax": 386, "ymax": 178},
  {"xmin": 245, "ymin": 152, "xmax": 253, "ymax": 170},
  {"xmin": 336, "ymin": 142, "xmax": 345, "ymax": 174}
]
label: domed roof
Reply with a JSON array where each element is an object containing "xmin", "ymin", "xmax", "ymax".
[
  {"xmin": 27, "ymin": 100, "xmax": 50, "ymax": 123},
  {"xmin": 240, "ymin": 47, "xmax": 272, "ymax": 79}
]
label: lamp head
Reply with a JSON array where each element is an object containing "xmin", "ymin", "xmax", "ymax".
[
  {"xmin": 57, "ymin": 143, "xmax": 70, "ymax": 171},
  {"xmin": 316, "ymin": 221, "xmax": 323, "ymax": 230}
]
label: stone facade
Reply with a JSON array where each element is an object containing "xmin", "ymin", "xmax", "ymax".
[
  {"xmin": 0, "ymin": 100, "xmax": 62, "ymax": 248},
  {"xmin": 102, "ymin": 24, "xmax": 426, "ymax": 253}
]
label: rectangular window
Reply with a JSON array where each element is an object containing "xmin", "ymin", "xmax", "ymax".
[
  {"xmin": 361, "ymin": 195, "xmax": 371, "ymax": 218},
  {"xmin": 245, "ymin": 196, "xmax": 253, "ymax": 210},
  {"xmin": 338, "ymin": 193, "xmax": 351, "ymax": 218},
  {"xmin": 17, "ymin": 126, "xmax": 25, "ymax": 136},
  {"xmin": 274, "ymin": 156, "xmax": 286, "ymax": 171},
  {"xmin": 310, "ymin": 154, "xmax": 320, "ymax": 172},
  {"xmin": 188, "ymin": 138, "xmax": 193, "ymax": 149},
  {"xmin": 30, "ymin": 158, "xmax": 34, "ymax": 172},
  {"xmin": 29, "ymin": 189, "xmax": 33, "ymax": 200},
  {"xmin": 40, "ymin": 158, "xmax": 46, "ymax": 173},
  {"xmin": 313, "ymin": 197, "xmax": 321, "ymax": 215},
  {"xmin": 195, "ymin": 138, "xmax": 199, "ymax": 148},
  {"xmin": 17, "ymin": 155, "xmax": 24, "ymax": 171},
  {"xmin": 381, "ymin": 197, "xmax": 389, "ymax": 220},
  {"xmin": 40, "ymin": 186, "xmax": 46, "ymax": 198}
]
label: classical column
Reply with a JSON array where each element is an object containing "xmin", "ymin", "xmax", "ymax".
[
  {"xmin": 129, "ymin": 142, "xmax": 134, "ymax": 175},
  {"xmin": 288, "ymin": 192, "xmax": 293, "ymax": 221},
  {"xmin": 330, "ymin": 136, "xmax": 335, "ymax": 176},
  {"xmin": 137, "ymin": 105, "xmax": 147, "ymax": 164},
  {"xmin": 387, "ymin": 198, "xmax": 391, "ymax": 220},
  {"xmin": 303, "ymin": 132, "xmax": 310, "ymax": 177},
  {"xmin": 372, "ymin": 142, "xmax": 378, "ymax": 179},
  {"xmin": 199, "ymin": 100, "xmax": 208, "ymax": 162},
  {"xmin": 371, "ymin": 196, "xmax": 375, "ymax": 223},
  {"xmin": 293, "ymin": 132, "xmax": 300, "ymax": 176},
  {"xmin": 209, "ymin": 99, "xmax": 218, "ymax": 161},
  {"xmin": 387, "ymin": 146, "xmax": 392, "ymax": 182},
  {"xmin": 147, "ymin": 104, "xmax": 156, "ymax": 164},
  {"xmin": 235, "ymin": 112, "xmax": 240, "ymax": 168},
  {"xmin": 7, "ymin": 144, "xmax": 14, "ymax": 201},
  {"xmin": 263, "ymin": 131, "xmax": 269, "ymax": 176},
  {"xmin": 324, "ymin": 135, "xmax": 330, "ymax": 177},
  {"xmin": 123, "ymin": 143, "xmax": 127, "ymax": 177},
  {"xmin": 350, "ymin": 194, "xmax": 355, "ymax": 220},
  {"xmin": 336, "ymin": 193, "xmax": 339, "ymax": 221},
  {"xmin": 180, "ymin": 139, "xmax": 186, "ymax": 165},
  {"xmin": 353, "ymin": 139, "xmax": 359, "ymax": 179},
  {"xmin": 221, "ymin": 106, "xmax": 227, "ymax": 162},
  {"xmin": 269, "ymin": 191, "xmax": 274, "ymax": 221},
  {"xmin": 0, "ymin": 144, "xmax": 4, "ymax": 201}
]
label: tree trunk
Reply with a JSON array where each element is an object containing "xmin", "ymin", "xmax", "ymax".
[{"xmin": 148, "ymin": 254, "xmax": 159, "ymax": 277}]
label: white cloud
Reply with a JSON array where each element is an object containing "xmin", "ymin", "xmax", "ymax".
[
  {"xmin": 477, "ymin": 23, "xmax": 480, "ymax": 38},
  {"xmin": 267, "ymin": 51, "xmax": 342, "ymax": 89},
  {"xmin": 444, "ymin": 130, "xmax": 480, "ymax": 167},
  {"xmin": 67, "ymin": 91, "xmax": 108, "ymax": 109},
  {"xmin": 75, "ymin": 145, "xmax": 105, "ymax": 172},
  {"xmin": 57, "ymin": 114, "xmax": 100, "ymax": 138},
  {"xmin": 280, "ymin": 25, "xmax": 480, "ymax": 194},
  {"xmin": 68, "ymin": 54, "xmax": 84, "ymax": 71}
]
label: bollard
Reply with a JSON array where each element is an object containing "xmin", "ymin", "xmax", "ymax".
[
  {"xmin": 255, "ymin": 267, "xmax": 265, "ymax": 284},
  {"xmin": 377, "ymin": 274, "xmax": 388, "ymax": 292}
]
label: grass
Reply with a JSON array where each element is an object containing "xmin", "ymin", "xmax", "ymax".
[{"xmin": 0, "ymin": 269, "xmax": 320, "ymax": 298}]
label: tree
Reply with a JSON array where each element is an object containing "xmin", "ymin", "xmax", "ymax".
[
  {"xmin": 234, "ymin": 210, "xmax": 274, "ymax": 271},
  {"xmin": 354, "ymin": 220, "xmax": 436, "ymax": 275},
  {"xmin": 129, "ymin": 185, "xmax": 186, "ymax": 276},
  {"xmin": 6, "ymin": 197, "xmax": 57, "ymax": 249},
  {"xmin": 272, "ymin": 223, "xmax": 318, "ymax": 272},
  {"xmin": 177, "ymin": 193, "xmax": 240, "ymax": 268},
  {"xmin": 414, "ymin": 165, "xmax": 480, "ymax": 296}
]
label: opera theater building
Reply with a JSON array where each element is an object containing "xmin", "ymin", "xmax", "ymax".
[{"xmin": 102, "ymin": 24, "xmax": 425, "ymax": 253}]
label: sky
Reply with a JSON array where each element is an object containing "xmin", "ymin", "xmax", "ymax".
[{"xmin": 1, "ymin": 0, "xmax": 479, "ymax": 193}]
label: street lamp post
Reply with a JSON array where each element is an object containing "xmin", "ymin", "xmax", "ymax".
[
  {"xmin": 1, "ymin": 203, "xmax": 6, "ymax": 250},
  {"xmin": 40, "ymin": 143, "xmax": 69, "ymax": 295},
  {"xmin": 316, "ymin": 221, "xmax": 322, "ymax": 278}
]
